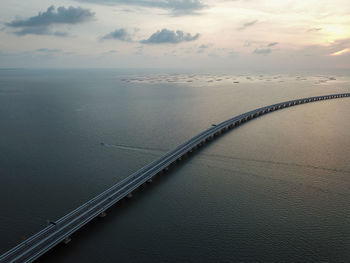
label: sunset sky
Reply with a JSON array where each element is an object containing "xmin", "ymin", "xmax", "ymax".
[{"xmin": 1, "ymin": 0, "xmax": 349, "ymax": 69}]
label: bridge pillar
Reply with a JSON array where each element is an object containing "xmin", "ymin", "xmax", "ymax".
[
  {"xmin": 127, "ymin": 193, "xmax": 133, "ymax": 198},
  {"xmin": 147, "ymin": 178, "xmax": 153, "ymax": 183},
  {"xmin": 63, "ymin": 237, "xmax": 71, "ymax": 244},
  {"xmin": 99, "ymin": 211, "xmax": 107, "ymax": 218}
]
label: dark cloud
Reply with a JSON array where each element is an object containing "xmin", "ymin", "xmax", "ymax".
[
  {"xmin": 101, "ymin": 28, "xmax": 132, "ymax": 41},
  {"xmin": 11, "ymin": 26, "xmax": 69, "ymax": 37},
  {"xmin": 76, "ymin": 0, "xmax": 205, "ymax": 15},
  {"xmin": 6, "ymin": 6, "xmax": 94, "ymax": 36},
  {"xmin": 53, "ymin": 31, "xmax": 69, "ymax": 37},
  {"xmin": 141, "ymin": 29, "xmax": 200, "ymax": 44},
  {"xmin": 6, "ymin": 6, "xmax": 95, "ymax": 27},
  {"xmin": 237, "ymin": 20, "xmax": 258, "ymax": 30},
  {"xmin": 267, "ymin": 42, "xmax": 278, "ymax": 47},
  {"xmin": 36, "ymin": 48, "xmax": 61, "ymax": 52},
  {"xmin": 253, "ymin": 48, "xmax": 271, "ymax": 55},
  {"xmin": 11, "ymin": 26, "xmax": 50, "ymax": 36}
]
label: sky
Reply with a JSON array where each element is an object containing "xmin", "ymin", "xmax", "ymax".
[{"xmin": 0, "ymin": 0, "xmax": 349, "ymax": 70}]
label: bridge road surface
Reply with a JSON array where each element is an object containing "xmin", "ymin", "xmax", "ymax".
[{"xmin": 1, "ymin": 92, "xmax": 349, "ymax": 263}]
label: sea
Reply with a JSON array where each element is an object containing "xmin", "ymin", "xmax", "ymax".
[{"xmin": 0, "ymin": 68, "xmax": 349, "ymax": 262}]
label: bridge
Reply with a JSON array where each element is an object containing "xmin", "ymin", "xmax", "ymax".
[{"xmin": 1, "ymin": 92, "xmax": 349, "ymax": 263}]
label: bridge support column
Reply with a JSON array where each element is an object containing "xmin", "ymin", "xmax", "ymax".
[
  {"xmin": 63, "ymin": 237, "xmax": 71, "ymax": 244},
  {"xmin": 127, "ymin": 193, "xmax": 133, "ymax": 198},
  {"xmin": 99, "ymin": 211, "xmax": 107, "ymax": 218},
  {"xmin": 147, "ymin": 178, "xmax": 153, "ymax": 183}
]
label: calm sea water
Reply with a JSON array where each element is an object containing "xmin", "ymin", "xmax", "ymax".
[{"xmin": 0, "ymin": 69, "xmax": 349, "ymax": 262}]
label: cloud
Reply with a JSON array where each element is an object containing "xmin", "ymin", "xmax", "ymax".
[
  {"xmin": 10, "ymin": 26, "xmax": 50, "ymax": 36},
  {"xmin": 199, "ymin": 44, "xmax": 209, "ymax": 49},
  {"xmin": 133, "ymin": 45, "xmax": 144, "ymax": 55},
  {"xmin": 197, "ymin": 44, "xmax": 210, "ymax": 53},
  {"xmin": 253, "ymin": 48, "xmax": 271, "ymax": 55},
  {"xmin": 36, "ymin": 48, "xmax": 61, "ymax": 52},
  {"xmin": 267, "ymin": 42, "xmax": 278, "ymax": 47},
  {"xmin": 53, "ymin": 31, "xmax": 69, "ymax": 37},
  {"xmin": 6, "ymin": 6, "xmax": 95, "ymax": 36},
  {"xmin": 141, "ymin": 29, "xmax": 200, "ymax": 44},
  {"xmin": 101, "ymin": 28, "xmax": 132, "ymax": 41},
  {"xmin": 75, "ymin": 0, "xmax": 205, "ymax": 15},
  {"xmin": 237, "ymin": 20, "xmax": 258, "ymax": 30},
  {"xmin": 300, "ymin": 39, "xmax": 350, "ymax": 57},
  {"xmin": 248, "ymin": 41, "xmax": 277, "ymax": 54},
  {"xmin": 329, "ymin": 48, "xmax": 350, "ymax": 56},
  {"xmin": 12, "ymin": 27, "xmax": 69, "ymax": 36},
  {"xmin": 6, "ymin": 6, "xmax": 95, "ymax": 27},
  {"xmin": 307, "ymin": 27, "xmax": 322, "ymax": 32}
]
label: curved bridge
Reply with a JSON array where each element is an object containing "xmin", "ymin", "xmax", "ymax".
[{"xmin": 1, "ymin": 92, "xmax": 349, "ymax": 263}]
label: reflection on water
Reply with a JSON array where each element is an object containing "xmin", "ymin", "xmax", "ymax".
[{"xmin": 0, "ymin": 69, "xmax": 349, "ymax": 262}]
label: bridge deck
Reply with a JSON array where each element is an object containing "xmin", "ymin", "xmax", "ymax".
[{"xmin": 1, "ymin": 93, "xmax": 349, "ymax": 263}]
